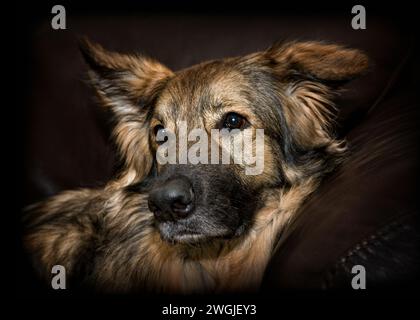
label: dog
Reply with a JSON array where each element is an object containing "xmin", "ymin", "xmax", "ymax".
[{"xmin": 23, "ymin": 39, "xmax": 368, "ymax": 293}]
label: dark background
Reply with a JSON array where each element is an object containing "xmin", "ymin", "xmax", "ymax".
[{"xmin": 15, "ymin": 0, "xmax": 419, "ymax": 310}]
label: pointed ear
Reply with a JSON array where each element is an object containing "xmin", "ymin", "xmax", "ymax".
[
  {"xmin": 265, "ymin": 41, "xmax": 368, "ymax": 152},
  {"xmin": 79, "ymin": 37, "xmax": 174, "ymax": 113},
  {"xmin": 79, "ymin": 38, "xmax": 174, "ymax": 185},
  {"xmin": 266, "ymin": 41, "xmax": 369, "ymax": 82}
]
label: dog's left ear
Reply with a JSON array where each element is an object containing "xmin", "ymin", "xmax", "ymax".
[
  {"xmin": 263, "ymin": 41, "xmax": 369, "ymax": 151},
  {"xmin": 266, "ymin": 41, "xmax": 369, "ymax": 83}
]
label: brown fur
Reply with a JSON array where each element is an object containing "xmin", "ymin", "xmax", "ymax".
[
  {"xmin": 23, "ymin": 39, "xmax": 368, "ymax": 293},
  {"xmin": 25, "ymin": 179, "xmax": 316, "ymax": 293}
]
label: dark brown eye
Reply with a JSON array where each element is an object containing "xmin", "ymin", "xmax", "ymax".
[
  {"xmin": 153, "ymin": 124, "xmax": 167, "ymax": 144},
  {"xmin": 223, "ymin": 112, "xmax": 246, "ymax": 130}
]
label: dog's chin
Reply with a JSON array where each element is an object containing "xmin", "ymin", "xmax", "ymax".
[
  {"xmin": 156, "ymin": 221, "xmax": 236, "ymax": 245},
  {"xmin": 162, "ymin": 231, "xmax": 210, "ymax": 244}
]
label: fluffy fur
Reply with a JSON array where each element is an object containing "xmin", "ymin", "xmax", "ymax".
[{"xmin": 24, "ymin": 39, "xmax": 368, "ymax": 293}]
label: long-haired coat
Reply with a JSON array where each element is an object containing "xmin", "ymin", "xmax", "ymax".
[{"xmin": 24, "ymin": 39, "xmax": 368, "ymax": 293}]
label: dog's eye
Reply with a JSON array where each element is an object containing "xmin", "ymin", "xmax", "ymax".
[
  {"xmin": 223, "ymin": 112, "xmax": 246, "ymax": 130},
  {"xmin": 153, "ymin": 125, "xmax": 168, "ymax": 144}
]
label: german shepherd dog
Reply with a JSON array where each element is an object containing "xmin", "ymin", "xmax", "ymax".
[{"xmin": 24, "ymin": 39, "xmax": 368, "ymax": 293}]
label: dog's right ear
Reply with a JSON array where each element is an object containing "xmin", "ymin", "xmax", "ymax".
[
  {"xmin": 79, "ymin": 37, "xmax": 174, "ymax": 114},
  {"xmin": 79, "ymin": 38, "xmax": 174, "ymax": 185}
]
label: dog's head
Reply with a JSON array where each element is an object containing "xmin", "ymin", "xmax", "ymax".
[{"xmin": 80, "ymin": 39, "xmax": 368, "ymax": 244}]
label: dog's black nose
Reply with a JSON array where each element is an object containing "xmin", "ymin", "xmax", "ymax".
[{"xmin": 148, "ymin": 177, "xmax": 195, "ymax": 221}]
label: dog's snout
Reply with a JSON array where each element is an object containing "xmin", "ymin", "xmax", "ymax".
[{"xmin": 148, "ymin": 177, "xmax": 195, "ymax": 221}]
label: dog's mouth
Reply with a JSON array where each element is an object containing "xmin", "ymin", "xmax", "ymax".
[
  {"xmin": 156, "ymin": 221, "xmax": 208, "ymax": 244},
  {"xmin": 156, "ymin": 220, "xmax": 234, "ymax": 244}
]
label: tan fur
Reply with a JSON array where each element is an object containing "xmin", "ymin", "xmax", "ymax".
[
  {"xmin": 269, "ymin": 41, "xmax": 369, "ymax": 81},
  {"xmin": 24, "ymin": 40, "xmax": 368, "ymax": 293},
  {"xmin": 25, "ymin": 177, "xmax": 316, "ymax": 293}
]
